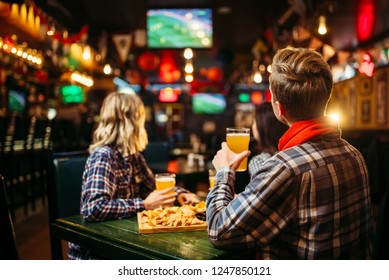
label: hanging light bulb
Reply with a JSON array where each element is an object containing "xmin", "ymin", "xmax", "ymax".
[
  {"xmin": 185, "ymin": 74, "xmax": 193, "ymax": 83},
  {"xmin": 184, "ymin": 62, "xmax": 194, "ymax": 73},
  {"xmin": 318, "ymin": 15, "xmax": 327, "ymax": 35},
  {"xmin": 82, "ymin": 45, "xmax": 91, "ymax": 60},
  {"xmin": 103, "ymin": 64, "xmax": 112, "ymax": 75},
  {"xmin": 253, "ymin": 71, "xmax": 262, "ymax": 83},
  {"xmin": 183, "ymin": 48, "xmax": 193, "ymax": 59}
]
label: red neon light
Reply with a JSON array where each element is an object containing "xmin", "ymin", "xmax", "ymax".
[
  {"xmin": 356, "ymin": 0, "xmax": 375, "ymax": 43},
  {"xmin": 167, "ymin": 160, "xmax": 178, "ymax": 173},
  {"xmin": 265, "ymin": 90, "xmax": 272, "ymax": 102},
  {"xmin": 358, "ymin": 53, "xmax": 375, "ymax": 77},
  {"xmin": 158, "ymin": 87, "xmax": 178, "ymax": 102}
]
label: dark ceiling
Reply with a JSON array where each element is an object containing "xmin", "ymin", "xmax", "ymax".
[
  {"xmin": 19, "ymin": 0, "xmax": 389, "ymax": 79},
  {"xmin": 34, "ymin": 0, "xmax": 291, "ymax": 52}
]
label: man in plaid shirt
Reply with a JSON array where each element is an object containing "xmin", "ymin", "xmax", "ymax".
[{"xmin": 207, "ymin": 47, "xmax": 373, "ymax": 259}]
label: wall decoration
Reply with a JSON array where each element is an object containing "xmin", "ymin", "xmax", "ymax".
[
  {"xmin": 361, "ymin": 100, "xmax": 371, "ymax": 124},
  {"xmin": 376, "ymin": 70, "xmax": 388, "ymax": 126},
  {"xmin": 112, "ymin": 33, "xmax": 132, "ymax": 63},
  {"xmin": 359, "ymin": 76, "xmax": 373, "ymax": 95},
  {"xmin": 349, "ymin": 80, "xmax": 357, "ymax": 127},
  {"xmin": 138, "ymin": 51, "xmax": 160, "ymax": 71}
]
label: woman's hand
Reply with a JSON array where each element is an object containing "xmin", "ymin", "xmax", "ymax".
[
  {"xmin": 177, "ymin": 193, "xmax": 200, "ymax": 205},
  {"xmin": 143, "ymin": 187, "xmax": 176, "ymax": 210},
  {"xmin": 212, "ymin": 142, "xmax": 251, "ymax": 171}
]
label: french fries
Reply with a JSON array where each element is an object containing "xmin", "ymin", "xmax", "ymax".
[{"xmin": 139, "ymin": 201, "xmax": 206, "ymax": 227}]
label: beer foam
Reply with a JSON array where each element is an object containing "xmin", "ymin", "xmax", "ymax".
[
  {"xmin": 226, "ymin": 133, "xmax": 250, "ymax": 137},
  {"xmin": 155, "ymin": 177, "xmax": 175, "ymax": 182}
]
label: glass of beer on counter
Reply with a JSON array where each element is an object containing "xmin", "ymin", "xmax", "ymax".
[
  {"xmin": 208, "ymin": 169, "xmax": 216, "ymax": 189},
  {"xmin": 155, "ymin": 173, "xmax": 176, "ymax": 207},
  {"xmin": 226, "ymin": 127, "xmax": 250, "ymax": 172}
]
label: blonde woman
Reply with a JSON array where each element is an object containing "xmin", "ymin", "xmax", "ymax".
[{"xmin": 68, "ymin": 92, "xmax": 197, "ymax": 259}]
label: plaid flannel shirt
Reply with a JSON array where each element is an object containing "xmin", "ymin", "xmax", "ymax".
[
  {"xmin": 68, "ymin": 145, "xmax": 186, "ymax": 259},
  {"xmin": 206, "ymin": 131, "xmax": 373, "ymax": 259}
]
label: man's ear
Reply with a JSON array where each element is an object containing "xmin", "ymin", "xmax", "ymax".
[{"xmin": 275, "ymin": 100, "xmax": 286, "ymax": 117}]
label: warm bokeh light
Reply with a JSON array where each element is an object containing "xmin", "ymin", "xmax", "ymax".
[
  {"xmin": 184, "ymin": 62, "xmax": 193, "ymax": 73},
  {"xmin": 82, "ymin": 46, "xmax": 91, "ymax": 60},
  {"xmin": 71, "ymin": 72, "xmax": 94, "ymax": 87},
  {"xmin": 183, "ymin": 48, "xmax": 193, "ymax": 59},
  {"xmin": 47, "ymin": 108, "xmax": 57, "ymax": 120},
  {"xmin": 185, "ymin": 74, "xmax": 193, "ymax": 83},
  {"xmin": 103, "ymin": 64, "xmax": 112, "ymax": 75},
  {"xmin": 328, "ymin": 113, "xmax": 340, "ymax": 123},
  {"xmin": 253, "ymin": 71, "xmax": 262, "ymax": 83},
  {"xmin": 318, "ymin": 16, "xmax": 327, "ymax": 35}
]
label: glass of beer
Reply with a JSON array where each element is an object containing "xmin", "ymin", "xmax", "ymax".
[
  {"xmin": 208, "ymin": 169, "xmax": 216, "ymax": 189},
  {"xmin": 226, "ymin": 127, "xmax": 250, "ymax": 172},
  {"xmin": 155, "ymin": 173, "xmax": 176, "ymax": 207}
]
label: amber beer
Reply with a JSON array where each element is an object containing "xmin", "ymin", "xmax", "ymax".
[
  {"xmin": 155, "ymin": 173, "xmax": 176, "ymax": 207},
  {"xmin": 208, "ymin": 169, "xmax": 216, "ymax": 189},
  {"xmin": 155, "ymin": 173, "xmax": 176, "ymax": 194},
  {"xmin": 226, "ymin": 127, "xmax": 250, "ymax": 172}
]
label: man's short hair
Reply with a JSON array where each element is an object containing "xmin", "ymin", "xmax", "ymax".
[{"xmin": 270, "ymin": 47, "xmax": 333, "ymax": 120}]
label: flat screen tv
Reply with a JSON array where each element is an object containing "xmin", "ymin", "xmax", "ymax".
[
  {"xmin": 192, "ymin": 93, "xmax": 226, "ymax": 114},
  {"xmin": 61, "ymin": 85, "xmax": 85, "ymax": 104},
  {"xmin": 147, "ymin": 8, "xmax": 213, "ymax": 48},
  {"xmin": 8, "ymin": 90, "xmax": 26, "ymax": 113}
]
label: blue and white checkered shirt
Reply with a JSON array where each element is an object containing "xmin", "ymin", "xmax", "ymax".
[{"xmin": 206, "ymin": 131, "xmax": 373, "ymax": 259}]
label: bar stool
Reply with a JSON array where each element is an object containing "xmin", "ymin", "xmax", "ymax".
[
  {"xmin": 30, "ymin": 116, "xmax": 50, "ymax": 207},
  {"xmin": 7, "ymin": 114, "xmax": 33, "ymax": 219},
  {"xmin": 0, "ymin": 115, "xmax": 10, "ymax": 180}
]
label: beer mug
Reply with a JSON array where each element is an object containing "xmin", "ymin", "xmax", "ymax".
[
  {"xmin": 226, "ymin": 127, "xmax": 250, "ymax": 172},
  {"xmin": 155, "ymin": 173, "xmax": 176, "ymax": 206}
]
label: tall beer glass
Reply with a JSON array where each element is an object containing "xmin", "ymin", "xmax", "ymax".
[
  {"xmin": 155, "ymin": 173, "xmax": 176, "ymax": 207},
  {"xmin": 226, "ymin": 127, "xmax": 250, "ymax": 172}
]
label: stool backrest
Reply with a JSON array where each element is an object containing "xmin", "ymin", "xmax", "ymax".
[
  {"xmin": 46, "ymin": 150, "xmax": 88, "ymax": 259},
  {"xmin": 46, "ymin": 150, "xmax": 88, "ymax": 222}
]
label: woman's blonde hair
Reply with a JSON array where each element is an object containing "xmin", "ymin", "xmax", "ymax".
[{"xmin": 89, "ymin": 92, "xmax": 148, "ymax": 155}]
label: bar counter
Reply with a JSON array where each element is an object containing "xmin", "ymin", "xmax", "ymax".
[{"xmin": 51, "ymin": 215, "xmax": 255, "ymax": 260}]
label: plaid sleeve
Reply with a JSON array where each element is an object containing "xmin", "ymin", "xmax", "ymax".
[
  {"xmin": 206, "ymin": 160, "xmax": 296, "ymax": 249},
  {"xmin": 134, "ymin": 152, "xmax": 156, "ymax": 199},
  {"xmin": 81, "ymin": 150, "xmax": 144, "ymax": 221}
]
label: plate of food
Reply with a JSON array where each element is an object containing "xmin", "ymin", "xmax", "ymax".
[{"xmin": 137, "ymin": 201, "xmax": 206, "ymax": 234}]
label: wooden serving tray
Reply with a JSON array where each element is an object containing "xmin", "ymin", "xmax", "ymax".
[{"xmin": 137, "ymin": 212, "xmax": 207, "ymax": 234}]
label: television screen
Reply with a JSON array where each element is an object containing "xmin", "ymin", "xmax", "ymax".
[
  {"xmin": 192, "ymin": 93, "xmax": 226, "ymax": 114},
  {"xmin": 147, "ymin": 8, "xmax": 213, "ymax": 48},
  {"xmin": 8, "ymin": 90, "xmax": 26, "ymax": 112},
  {"xmin": 61, "ymin": 85, "xmax": 85, "ymax": 104}
]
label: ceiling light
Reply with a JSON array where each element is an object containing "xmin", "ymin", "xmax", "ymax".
[
  {"xmin": 82, "ymin": 46, "xmax": 91, "ymax": 60},
  {"xmin": 71, "ymin": 72, "xmax": 94, "ymax": 87},
  {"xmin": 183, "ymin": 48, "xmax": 193, "ymax": 59},
  {"xmin": 318, "ymin": 15, "xmax": 327, "ymax": 35},
  {"xmin": 253, "ymin": 71, "xmax": 262, "ymax": 83},
  {"xmin": 185, "ymin": 63, "xmax": 194, "ymax": 74},
  {"xmin": 185, "ymin": 74, "xmax": 193, "ymax": 83},
  {"xmin": 103, "ymin": 64, "xmax": 112, "ymax": 75}
]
